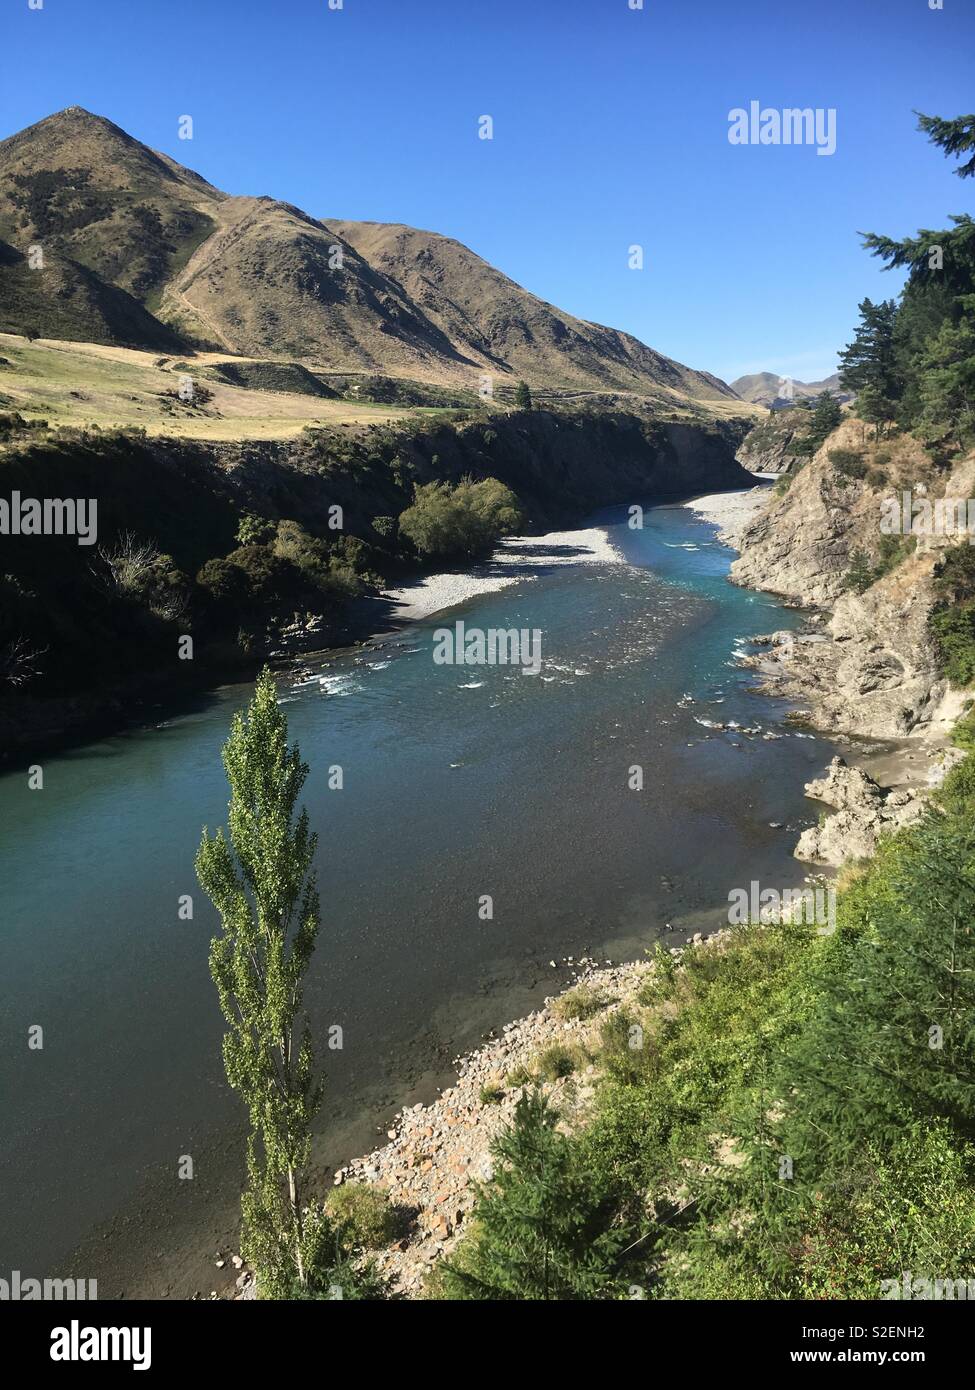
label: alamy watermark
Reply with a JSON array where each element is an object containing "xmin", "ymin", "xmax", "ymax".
[
  {"xmin": 728, "ymin": 102, "xmax": 837, "ymax": 157},
  {"xmin": 432, "ymin": 620, "xmax": 542, "ymax": 676},
  {"xmin": 0, "ymin": 492, "xmax": 98, "ymax": 545},
  {"xmin": 728, "ymin": 880, "xmax": 836, "ymax": 935},
  {"xmin": 50, "ymin": 1320, "xmax": 151, "ymax": 1371},
  {"xmin": 882, "ymin": 1271, "xmax": 975, "ymax": 1300},
  {"xmin": 1, "ymin": 1269, "xmax": 97, "ymax": 1299},
  {"xmin": 881, "ymin": 489, "xmax": 975, "ymax": 545}
]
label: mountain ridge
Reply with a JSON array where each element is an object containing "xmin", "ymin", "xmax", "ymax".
[{"xmin": 0, "ymin": 107, "xmax": 737, "ymax": 405}]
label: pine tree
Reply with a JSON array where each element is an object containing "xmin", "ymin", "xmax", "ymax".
[
  {"xmin": 196, "ymin": 669, "xmax": 323, "ymax": 1297},
  {"xmin": 437, "ymin": 1088, "xmax": 633, "ymax": 1299},
  {"xmin": 916, "ymin": 314, "xmax": 975, "ymax": 445},
  {"xmin": 855, "ymin": 116, "xmax": 975, "ymax": 439},
  {"xmin": 838, "ymin": 298, "xmax": 901, "ymax": 401},
  {"xmin": 855, "ymin": 383, "xmax": 898, "ymax": 439},
  {"xmin": 514, "ymin": 380, "xmax": 533, "ymax": 410},
  {"xmin": 915, "ymin": 110, "xmax": 975, "ymax": 179}
]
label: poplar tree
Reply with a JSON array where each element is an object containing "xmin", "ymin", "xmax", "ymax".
[{"xmin": 196, "ymin": 668, "xmax": 323, "ymax": 1296}]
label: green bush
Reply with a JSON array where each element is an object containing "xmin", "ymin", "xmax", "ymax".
[
  {"xmin": 551, "ymin": 983, "xmax": 610, "ymax": 1022},
  {"xmin": 325, "ymin": 1184, "xmax": 400, "ymax": 1250},
  {"xmin": 534, "ymin": 1043, "xmax": 586, "ymax": 1081},
  {"xmin": 398, "ymin": 476, "xmax": 523, "ymax": 561},
  {"xmin": 931, "ymin": 601, "xmax": 975, "ymax": 684},
  {"xmin": 828, "ymin": 448, "xmax": 868, "ymax": 480}
]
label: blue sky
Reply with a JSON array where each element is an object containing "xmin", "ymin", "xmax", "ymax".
[{"xmin": 2, "ymin": 0, "xmax": 972, "ymax": 384}]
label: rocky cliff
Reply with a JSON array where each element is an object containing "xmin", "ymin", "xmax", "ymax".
[
  {"xmin": 731, "ymin": 418, "xmax": 973, "ymax": 742},
  {"xmin": 735, "ymin": 406, "xmax": 815, "ymax": 475}
]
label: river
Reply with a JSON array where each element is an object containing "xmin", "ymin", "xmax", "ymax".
[{"xmin": 0, "ymin": 490, "xmax": 837, "ymax": 1298}]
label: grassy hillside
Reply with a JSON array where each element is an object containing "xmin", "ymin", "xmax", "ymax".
[
  {"xmin": 0, "ymin": 106, "xmax": 220, "ymax": 310},
  {"xmin": 0, "ymin": 107, "xmax": 742, "ymax": 405},
  {"xmin": 329, "ymin": 219, "xmax": 737, "ymax": 401},
  {"xmin": 0, "ymin": 334, "xmax": 435, "ymax": 439},
  {"xmin": 0, "ymin": 239, "xmax": 184, "ymax": 350}
]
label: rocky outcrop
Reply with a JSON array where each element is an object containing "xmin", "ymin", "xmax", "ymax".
[
  {"xmin": 794, "ymin": 756, "xmax": 926, "ymax": 866},
  {"xmin": 735, "ymin": 406, "xmax": 815, "ymax": 474},
  {"xmin": 731, "ymin": 421, "xmax": 975, "ymax": 740}
]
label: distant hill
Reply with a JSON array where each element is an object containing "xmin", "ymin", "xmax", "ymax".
[
  {"xmin": 730, "ymin": 370, "xmax": 852, "ymax": 410},
  {"xmin": 0, "ymin": 107, "xmax": 738, "ymax": 406}
]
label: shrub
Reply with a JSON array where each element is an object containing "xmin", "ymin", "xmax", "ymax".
[
  {"xmin": 829, "ymin": 448, "xmax": 868, "ymax": 480},
  {"xmin": 325, "ymin": 1184, "xmax": 400, "ymax": 1250},
  {"xmin": 398, "ymin": 476, "xmax": 523, "ymax": 561},
  {"xmin": 534, "ymin": 1043, "xmax": 587, "ymax": 1081},
  {"xmin": 843, "ymin": 548, "xmax": 877, "ymax": 593},
  {"xmin": 236, "ymin": 511, "xmax": 275, "ymax": 546},
  {"xmin": 479, "ymin": 1082, "xmax": 505, "ymax": 1105},
  {"xmin": 931, "ymin": 602, "xmax": 975, "ymax": 685},
  {"xmin": 196, "ymin": 557, "xmax": 250, "ymax": 610},
  {"xmin": 551, "ymin": 983, "xmax": 610, "ymax": 1022}
]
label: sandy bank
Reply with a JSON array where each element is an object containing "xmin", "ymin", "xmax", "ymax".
[
  {"xmin": 381, "ymin": 526, "xmax": 626, "ymax": 622},
  {"xmin": 683, "ymin": 484, "xmax": 773, "ymax": 548}
]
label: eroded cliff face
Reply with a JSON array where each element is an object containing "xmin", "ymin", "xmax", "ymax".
[
  {"xmin": 731, "ymin": 419, "xmax": 974, "ymax": 741},
  {"xmin": 735, "ymin": 407, "xmax": 814, "ymax": 476}
]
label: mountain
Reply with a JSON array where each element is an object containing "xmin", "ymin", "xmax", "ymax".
[
  {"xmin": 327, "ymin": 220, "xmax": 734, "ymax": 398},
  {"xmin": 730, "ymin": 370, "xmax": 852, "ymax": 410},
  {"xmin": 0, "ymin": 108, "xmax": 737, "ymax": 403}
]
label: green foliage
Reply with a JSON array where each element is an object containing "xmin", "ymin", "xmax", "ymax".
[
  {"xmin": 398, "ymin": 475, "xmax": 524, "ymax": 560},
  {"xmin": 839, "ymin": 299, "xmax": 901, "ymax": 401},
  {"xmin": 551, "ymin": 983, "xmax": 610, "ymax": 1022},
  {"xmin": 236, "ymin": 511, "xmax": 275, "ymax": 546},
  {"xmin": 842, "ymin": 548, "xmax": 876, "ymax": 593},
  {"xmin": 436, "ymin": 1088, "xmax": 636, "ymax": 1299},
  {"xmin": 828, "ymin": 447, "xmax": 867, "ymax": 479},
  {"xmin": 789, "ymin": 392, "xmax": 841, "ymax": 457},
  {"xmin": 514, "ymin": 380, "xmax": 533, "ymax": 410},
  {"xmin": 853, "ymin": 114, "xmax": 975, "ymax": 445},
  {"xmin": 843, "ymin": 534, "xmax": 915, "ymax": 593},
  {"xmin": 196, "ymin": 556, "xmax": 250, "ymax": 610},
  {"xmin": 505, "ymin": 1064, "xmax": 533, "ymax": 1088},
  {"xmin": 534, "ymin": 1042, "xmax": 587, "ymax": 1081},
  {"xmin": 795, "ymin": 1124, "xmax": 975, "ymax": 1299},
  {"xmin": 785, "ymin": 817, "xmax": 975, "ymax": 1158},
  {"xmin": 325, "ymin": 1184, "xmax": 401, "ymax": 1250},
  {"xmin": 931, "ymin": 543, "xmax": 975, "ymax": 684},
  {"xmin": 915, "ymin": 111, "xmax": 975, "ymax": 179},
  {"xmin": 931, "ymin": 602, "xmax": 975, "ymax": 684},
  {"xmin": 479, "ymin": 1082, "xmax": 505, "ymax": 1105},
  {"xmin": 915, "ymin": 314, "xmax": 975, "ymax": 444},
  {"xmin": 196, "ymin": 672, "xmax": 324, "ymax": 1298}
]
